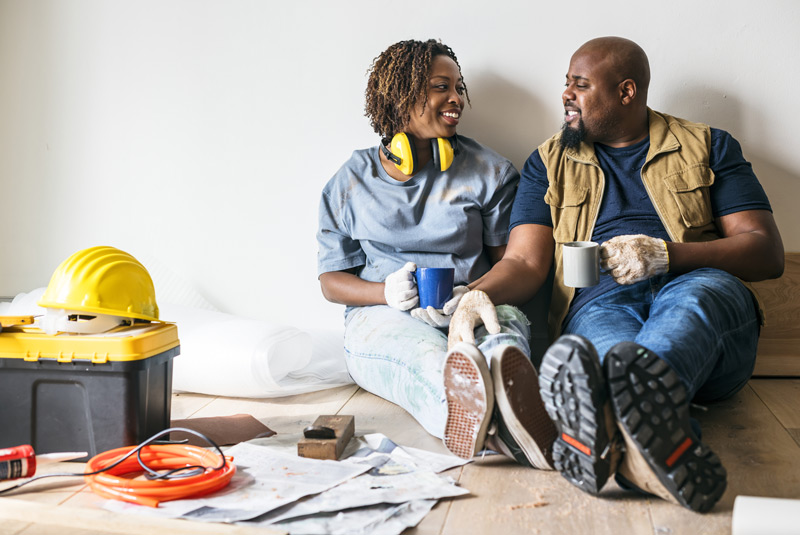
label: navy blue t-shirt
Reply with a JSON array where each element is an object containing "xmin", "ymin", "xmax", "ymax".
[{"xmin": 509, "ymin": 128, "xmax": 772, "ymax": 326}]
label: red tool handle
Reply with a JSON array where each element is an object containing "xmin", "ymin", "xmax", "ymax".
[{"xmin": 0, "ymin": 445, "xmax": 36, "ymax": 480}]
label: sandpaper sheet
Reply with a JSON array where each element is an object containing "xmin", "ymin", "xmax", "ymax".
[{"xmin": 169, "ymin": 413, "xmax": 276, "ymax": 447}]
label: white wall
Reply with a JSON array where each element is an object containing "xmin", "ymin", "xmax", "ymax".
[{"xmin": 1, "ymin": 0, "xmax": 798, "ymax": 331}]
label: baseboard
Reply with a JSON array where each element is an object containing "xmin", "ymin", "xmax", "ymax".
[{"xmin": 752, "ymin": 252, "xmax": 800, "ymax": 377}]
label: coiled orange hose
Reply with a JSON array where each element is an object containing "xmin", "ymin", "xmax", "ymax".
[{"xmin": 84, "ymin": 444, "xmax": 236, "ymax": 507}]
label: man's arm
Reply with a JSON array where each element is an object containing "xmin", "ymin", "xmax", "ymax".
[
  {"xmin": 447, "ymin": 224, "xmax": 553, "ymax": 349},
  {"xmin": 470, "ymin": 223, "xmax": 555, "ymax": 305},
  {"xmin": 667, "ymin": 209, "xmax": 784, "ymax": 282},
  {"xmin": 485, "ymin": 244, "xmax": 507, "ymax": 265}
]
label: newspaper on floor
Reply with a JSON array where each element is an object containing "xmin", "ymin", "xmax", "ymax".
[
  {"xmin": 103, "ymin": 433, "xmax": 470, "ymax": 532},
  {"xmin": 103, "ymin": 442, "xmax": 371, "ymax": 522},
  {"xmin": 245, "ymin": 434, "xmax": 468, "ymax": 525},
  {"xmin": 269, "ymin": 499, "xmax": 438, "ymax": 535},
  {"xmin": 343, "ymin": 433, "xmax": 469, "ymax": 474}
]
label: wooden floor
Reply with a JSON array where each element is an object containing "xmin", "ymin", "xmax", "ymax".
[{"xmin": 3, "ymin": 377, "xmax": 800, "ymax": 535}]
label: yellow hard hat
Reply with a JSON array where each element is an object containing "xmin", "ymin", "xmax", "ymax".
[{"xmin": 38, "ymin": 246, "xmax": 160, "ymax": 322}]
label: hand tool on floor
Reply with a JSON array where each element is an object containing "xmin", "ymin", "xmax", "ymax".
[
  {"xmin": 297, "ymin": 415, "xmax": 355, "ymax": 460},
  {"xmin": 0, "ymin": 444, "xmax": 87, "ymax": 480}
]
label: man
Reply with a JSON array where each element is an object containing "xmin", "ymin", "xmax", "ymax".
[{"xmin": 449, "ymin": 36, "xmax": 784, "ymax": 513}]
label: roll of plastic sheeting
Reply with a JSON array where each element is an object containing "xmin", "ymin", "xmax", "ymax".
[
  {"xmin": 139, "ymin": 254, "xmax": 352, "ymax": 397},
  {"xmin": 164, "ymin": 303, "xmax": 311, "ymax": 395},
  {"xmin": 163, "ymin": 303, "xmax": 353, "ymax": 397},
  {"xmin": 2, "ymin": 288, "xmax": 352, "ymax": 398},
  {"xmin": 732, "ymin": 495, "xmax": 800, "ymax": 535}
]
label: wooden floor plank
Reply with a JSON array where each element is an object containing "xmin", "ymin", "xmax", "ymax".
[
  {"xmin": 8, "ymin": 376, "xmax": 800, "ymax": 535},
  {"xmin": 171, "ymin": 392, "xmax": 218, "ymax": 419},
  {"xmin": 751, "ymin": 253, "xmax": 800, "ymax": 376},
  {"xmin": 338, "ymin": 388, "xmax": 449, "ymax": 455},
  {"xmin": 712, "ymin": 384, "xmax": 800, "ymax": 500},
  {"xmin": 646, "ymin": 384, "xmax": 800, "ymax": 534},
  {"xmin": 751, "ymin": 378, "xmax": 800, "ymax": 449},
  {"xmin": 789, "ymin": 429, "xmax": 800, "ymax": 449},
  {"xmin": 440, "ymin": 456, "xmax": 653, "ymax": 535},
  {"xmin": 749, "ymin": 378, "xmax": 800, "ymax": 427},
  {"xmin": 4, "ymin": 496, "xmax": 284, "ymax": 535},
  {"xmin": 186, "ymin": 384, "xmax": 359, "ymax": 436},
  {"xmin": 2, "ymin": 461, "xmax": 92, "ymax": 535}
]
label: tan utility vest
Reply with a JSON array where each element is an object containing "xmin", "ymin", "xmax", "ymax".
[{"xmin": 538, "ymin": 108, "xmax": 763, "ymax": 342}]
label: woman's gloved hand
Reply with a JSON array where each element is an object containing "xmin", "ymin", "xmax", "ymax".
[
  {"xmin": 447, "ymin": 290, "xmax": 501, "ymax": 350},
  {"xmin": 600, "ymin": 234, "xmax": 669, "ymax": 285},
  {"xmin": 410, "ymin": 285, "xmax": 469, "ymax": 328},
  {"xmin": 384, "ymin": 262, "xmax": 419, "ymax": 311}
]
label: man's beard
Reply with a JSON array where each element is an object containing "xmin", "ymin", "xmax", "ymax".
[{"xmin": 560, "ymin": 119, "xmax": 586, "ymax": 149}]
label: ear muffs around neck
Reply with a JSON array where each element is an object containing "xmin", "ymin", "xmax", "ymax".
[{"xmin": 381, "ymin": 133, "xmax": 458, "ymax": 176}]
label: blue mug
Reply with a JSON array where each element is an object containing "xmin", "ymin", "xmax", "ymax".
[{"xmin": 415, "ymin": 267, "xmax": 455, "ymax": 309}]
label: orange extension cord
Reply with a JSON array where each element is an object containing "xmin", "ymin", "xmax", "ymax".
[{"xmin": 84, "ymin": 444, "xmax": 236, "ymax": 508}]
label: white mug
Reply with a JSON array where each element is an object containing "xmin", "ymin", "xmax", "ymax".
[{"xmin": 563, "ymin": 241, "xmax": 600, "ymax": 288}]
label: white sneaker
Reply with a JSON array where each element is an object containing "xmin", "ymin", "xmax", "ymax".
[
  {"xmin": 442, "ymin": 342, "xmax": 494, "ymax": 459},
  {"xmin": 492, "ymin": 344, "xmax": 557, "ymax": 470}
]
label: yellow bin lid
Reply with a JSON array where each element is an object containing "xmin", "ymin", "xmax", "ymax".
[{"xmin": 0, "ymin": 323, "xmax": 179, "ymax": 364}]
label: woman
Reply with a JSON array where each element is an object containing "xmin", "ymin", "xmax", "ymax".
[{"xmin": 316, "ymin": 39, "xmax": 555, "ymax": 467}]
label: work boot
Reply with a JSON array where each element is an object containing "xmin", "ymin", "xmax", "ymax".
[
  {"xmin": 604, "ymin": 341, "xmax": 727, "ymax": 513},
  {"xmin": 490, "ymin": 345, "xmax": 557, "ymax": 470},
  {"xmin": 442, "ymin": 342, "xmax": 494, "ymax": 459},
  {"xmin": 538, "ymin": 334, "xmax": 622, "ymax": 495}
]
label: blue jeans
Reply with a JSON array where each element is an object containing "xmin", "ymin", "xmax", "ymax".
[
  {"xmin": 343, "ymin": 304, "xmax": 531, "ymax": 437},
  {"xmin": 563, "ymin": 268, "xmax": 759, "ymax": 403}
]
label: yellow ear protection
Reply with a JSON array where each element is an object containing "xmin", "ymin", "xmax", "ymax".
[
  {"xmin": 380, "ymin": 133, "xmax": 458, "ymax": 175},
  {"xmin": 432, "ymin": 136, "xmax": 456, "ymax": 173}
]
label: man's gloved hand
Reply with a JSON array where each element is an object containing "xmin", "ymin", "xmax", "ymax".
[
  {"xmin": 410, "ymin": 285, "xmax": 469, "ymax": 328},
  {"xmin": 384, "ymin": 262, "xmax": 419, "ymax": 311},
  {"xmin": 447, "ymin": 290, "xmax": 501, "ymax": 350},
  {"xmin": 600, "ymin": 234, "xmax": 669, "ymax": 285}
]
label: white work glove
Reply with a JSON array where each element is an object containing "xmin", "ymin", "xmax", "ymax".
[
  {"xmin": 447, "ymin": 290, "xmax": 501, "ymax": 350},
  {"xmin": 600, "ymin": 234, "xmax": 669, "ymax": 285},
  {"xmin": 410, "ymin": 285, "xmax": 469, "ymax": 328},
  {"xmin": 384, "ymin": 262, "xmax": 419, "ymax": 311}
]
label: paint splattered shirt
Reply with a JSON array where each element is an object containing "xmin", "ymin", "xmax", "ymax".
[{"xmin": 317, "ymin": 135, "xmax": 519, "ymax": 297}]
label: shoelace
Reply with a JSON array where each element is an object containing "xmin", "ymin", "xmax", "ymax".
[{"xmin": 601, "ymin": 431, "xmax": 626, "ymax": 460}]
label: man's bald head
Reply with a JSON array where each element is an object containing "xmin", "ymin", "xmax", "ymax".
[
  {"xmin": 560, "ymin": 37, "xmax": 651, "ymax": 147},
  {"xmin": 574, "ymin": 37, "xmax": 651, "ymax": 100}
]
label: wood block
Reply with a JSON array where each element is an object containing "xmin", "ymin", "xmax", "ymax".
[{"xmin": 297, "ymin": 415, "xmax": 355, "ymax": 460}]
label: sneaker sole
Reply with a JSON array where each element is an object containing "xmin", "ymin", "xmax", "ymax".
[
  {"xmin": 443, "ymin": 343, "xmax": 494, "ymax": 459},
  {"xmin": 605, "ymin": 342, "xmax": 727, "ymax": 513},
  {"xmin": 491, "ymin": 345, "xmax": 557, "ymax": 470},
  {"xmin": 539, "ymin": 334, "xmax": 616, "ymax": 494}
]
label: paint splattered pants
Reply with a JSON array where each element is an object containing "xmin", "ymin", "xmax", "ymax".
[{"xmin": 343, "ymin": 304, "xmax": 531, "ymax": 438}]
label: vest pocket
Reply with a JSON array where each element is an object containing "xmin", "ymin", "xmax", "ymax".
[
  {"xmin": 664, "ymin": 165, "xmax": 715, "ymax": 228},
  {"xmin": 545, "ymin": 185, "xmax": 588, "ymax": 243}
]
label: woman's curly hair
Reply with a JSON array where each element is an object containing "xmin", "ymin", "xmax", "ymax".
[{"xmin": 365, "ymin": 39, "xmax": 470, "ymax": 141}]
